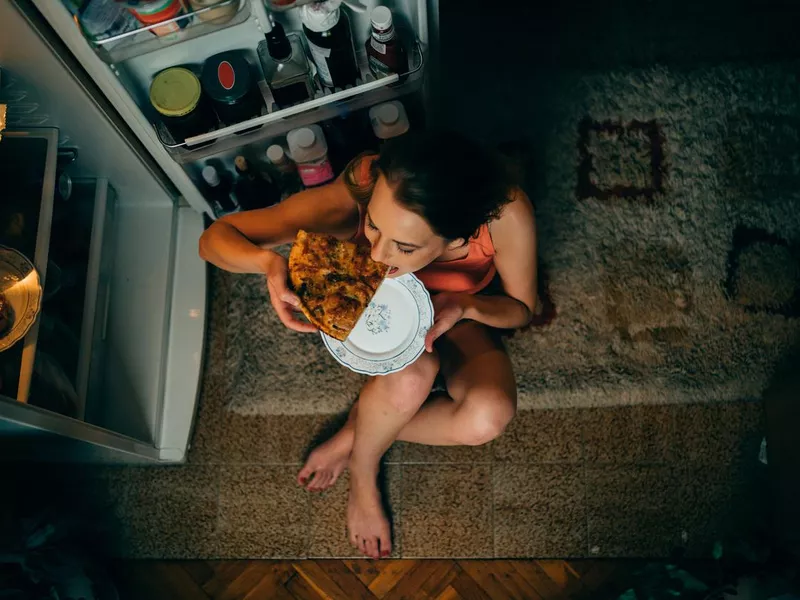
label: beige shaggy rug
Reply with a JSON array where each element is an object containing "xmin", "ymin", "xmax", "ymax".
[{"xmin": 223, "ymin": 61, "xmax": 800, "ymax": 416}]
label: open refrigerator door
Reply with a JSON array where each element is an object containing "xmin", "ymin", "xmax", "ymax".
[
  {"xmin": 0, "ymin": 1, "xmax": 205, "ymax": 464},
  {"xmin": 31, "ymin": 0, "xmax": 436, "ymax": 219}
]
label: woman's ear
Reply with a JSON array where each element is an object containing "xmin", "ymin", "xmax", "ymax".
[{"xmin": 446, "ymin": 237, "xmax": 466, "ymax": 251}]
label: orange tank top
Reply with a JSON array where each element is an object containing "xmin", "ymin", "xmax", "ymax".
[{"xmin": 351, "ymin": 155, "xmax": 497, "ymax": 295}]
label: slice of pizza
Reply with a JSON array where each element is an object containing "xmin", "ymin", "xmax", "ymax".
[{"xmin": 288, "ymin": 230, "xmax": 389, "ymax": 341}]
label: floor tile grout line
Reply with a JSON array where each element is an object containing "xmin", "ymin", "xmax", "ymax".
[
  {"xmin": 580, "ymin": 411, "xmax": 591, "ymax": 558},
  {"xmin": 304, "ymin": 464, "xmax": 312, "ymax": 559},
  {"xmin": 491, "ymin": 458, "xmax": 497, "ymax": 558},
  {"xmin": 396, "ymin": 461, "xmax": 404, "ymax": 558}
]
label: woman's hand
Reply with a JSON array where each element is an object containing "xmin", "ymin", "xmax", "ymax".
[
  {"xmin": 424, "ymin": 292, "xmax": 467, "ymax": 352},
  {"xmin": 264, "ymin": 252, "xmax": 318, "ymax": 334}
]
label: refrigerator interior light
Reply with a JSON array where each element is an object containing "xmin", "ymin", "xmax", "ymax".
[{"xmin": 0, "ymin": 103, "xmax": 6, "ymax": 140}]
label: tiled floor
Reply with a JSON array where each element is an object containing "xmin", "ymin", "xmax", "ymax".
[
  {"xmin": 46, "ymin": 399, "xmax": 764, "ymax": 559},
  {"xmin": 17, "ymin": 273, "xmax": 767, "ymax": 560}
]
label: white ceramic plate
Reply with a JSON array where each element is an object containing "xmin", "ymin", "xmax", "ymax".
[
  {"xmin": 322, "ymin": 273, "xmax": 433, "ymax": 376},
  {"xmin": 0, "ymin": 245, "xmax": 42, "ymax": 353}
]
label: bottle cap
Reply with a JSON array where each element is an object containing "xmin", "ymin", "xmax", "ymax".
[
  {"xmin": 201, "ymin": 51, "xmax": 252, "ymax": 105},
  {"xmin": 300, "ymin": 1, "xmax": 342, "ymax": 33},
  {"xmin": 202, "ymin": 165, "xmax": 220, "ymax": 186},
  {"xmin": 295, "ymin": 127, "xmax": 316, "ymax": 149},
  {"xmin": 376, "ymin": 103, "xmax": 399, "ymax": 125},
  {"xmin": 369, "ymin": 101, "xmax": 409, "ymax": 139},
  {"xmin": 266, "ymin": 21, "xmax": 291, "ymax": 61},
  {"xmin": 266, "ymin": 144, "xmax": 286, "ymax": 163},
  {"xmin": 370, "ymin": 6, "xmax": 392, "ymax": 30}
]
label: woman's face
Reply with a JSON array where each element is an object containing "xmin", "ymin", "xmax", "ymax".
[{"xmin": 364, "ymin": 174, "xmax": 450, "ymax": 277}]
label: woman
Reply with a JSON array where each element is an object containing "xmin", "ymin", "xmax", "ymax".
[{"xmin": 199, "ymin": 130, "xmax": 539, "ymax": 559}]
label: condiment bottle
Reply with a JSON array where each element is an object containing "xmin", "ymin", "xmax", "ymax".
[
  {"xmin": 365, "ymin": 6, "xmax": 407, "ymax": 78},
  {"xmin": 257, "ymin": 21, "xmax": 315, "ymax": 108},
  {"xmin": 286, "ymin": 125, "xmax": 335, "ymax": 187},
  {"xmin": 301, "ymin": 0, "xmax": 359, "ymax": 90}
]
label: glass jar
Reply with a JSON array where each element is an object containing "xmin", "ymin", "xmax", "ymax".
[
  {"xmin": 149, "ymin": 67, "xmax": 216, "ymax": 144},
  {"xmin": 201, "ymin": 51, "xmax": 265, "ymax": 128}
]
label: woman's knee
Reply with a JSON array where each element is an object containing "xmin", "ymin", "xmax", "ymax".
[
  {"xmin": 454, "ymin": 388, "xmax": 516, "ymax": 446},
  {"xmin": 367, "ymin": 351, "xmax": 439, "ymax": 413}
]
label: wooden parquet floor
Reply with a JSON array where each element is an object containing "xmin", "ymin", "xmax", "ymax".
[{"xmin": 111, "ymin": 559, "xmax": 633, "ymax": 600}]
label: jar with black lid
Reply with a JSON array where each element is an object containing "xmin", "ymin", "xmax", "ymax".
[
  {"xmin": 149, "ymin": 67, "xmax": 216, "ymax": 145},
  {"xmin": 201, "ymin": 51, "xmax": 265, "ymax": 130}
]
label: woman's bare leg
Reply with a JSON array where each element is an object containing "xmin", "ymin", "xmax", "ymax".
[
  {"xmin": 348, "ymin": 362, "xmax": 439, "ymax": 558},
  {"xmin": 394, "ymin": 322, "xmax": 517, "ymax": 446},
  {"xmin": 298, "ymin": 323, "xmax": 516, "ymax": 558},
  {"xmin": 298, "ymin": 406, "xmax": 357, "ymax": 492},
  {"xmin": 297, "ymin": 351, "xmax": 438, "ymax": 492},
  {"xmin": 298, "ymin": 323, "xmax": 515, "ymax": 489}
]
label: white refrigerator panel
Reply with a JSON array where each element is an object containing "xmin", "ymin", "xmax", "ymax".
[{"xmin": 0, "ymin": 1, "xmax": 206, "ymax": 463}]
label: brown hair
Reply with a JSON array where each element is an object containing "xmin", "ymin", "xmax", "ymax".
[{"xmin": 343, "ymin": 130, "xmax": 518, "ymax": 241}]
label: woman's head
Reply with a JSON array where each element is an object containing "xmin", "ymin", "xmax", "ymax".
[{"xmin": 347, "ymin": 130, "xmax": 514, "ymax": 275}]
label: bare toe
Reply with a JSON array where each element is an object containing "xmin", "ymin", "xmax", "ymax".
[
  {"xmin": 316, "ymin": 473, "xmax": 333, "ymax": 492},
  {"xmin": 307, "ymin": 472, "xmax": 328, "ymax": 492},
  {"xmin": 379, "ymin": 534, "xmax": 392, "ymax": 557},
  {"xmin": 297, "ymin": 465, "xmax": 314, "ymax": 486}
]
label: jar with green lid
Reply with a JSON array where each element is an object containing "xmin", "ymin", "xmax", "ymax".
[{"xmin": 149, "ymin": 67, "xmax": 217, "ymax": 145}]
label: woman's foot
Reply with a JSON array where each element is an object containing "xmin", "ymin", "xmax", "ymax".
[
  {"xmin": 296, "ymin": 426, "xmax": 354, "ymax": 492},
  {"xmin": 347, "ymin": 476, "xmax": 392, "ymax": 559}
]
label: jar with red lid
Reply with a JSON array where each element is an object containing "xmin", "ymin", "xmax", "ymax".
[{"xmin": 201, "ymin": 51, "xmax": 265, "ymax": 130}]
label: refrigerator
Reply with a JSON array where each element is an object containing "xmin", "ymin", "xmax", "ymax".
[{"xmin": 0, "ymin": 0, "xmax": 437, "ymax": 463}]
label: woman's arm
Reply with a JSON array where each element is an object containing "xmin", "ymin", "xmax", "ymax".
[
  {"xmin": 198, "ymin": 174, "xmax": 361, "ymax": 273},
  {"xmin": 424, "ymin": 189, "xmax": 537, "ymax": 350},
  {"xmin": 462, "ymin": 188, "xmax": 538, "ymax": 329},
  {"xmin": 198, "ymin": 174, "xmax": 361, "ymax": 332}
]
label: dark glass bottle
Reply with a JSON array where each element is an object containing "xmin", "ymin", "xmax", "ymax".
[
  {"xmin": 301, "ymin": 3, "xmax": 359, "ymax": 90},
  {"xmin": 201, "ymin": 165, "xmax": 238, "ymax": 216},
  {"xmin": 257, "ymin": 22, "xmax": 316, "ymax": 108},
  {"xmin": 233, "ymin": 156, "xmax": 280, "ymax": 210}
]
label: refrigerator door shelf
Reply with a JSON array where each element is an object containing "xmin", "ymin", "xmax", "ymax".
[
  {"xmin": 86, "ymin": 0, "xmax": 251, "ymax": 65},
  {"xmin": 0, "ymin": 129, "xmax": 58, "ymax": 405},
  {"xmin": 76, "ymin": 178, "xmax": 116, "ymax": 421},
  {"xmin": 162, "ymin": 40, "xmax": 425, "ymax": 165}
]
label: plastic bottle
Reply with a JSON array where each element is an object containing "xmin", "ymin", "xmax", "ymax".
[
  {"xmin": 369, "ymin": 100, "xmax": 410, "ymax": 140},
  {"xmin": 286, "ymin": 125, "xmax": 335, "ymax": 187}
]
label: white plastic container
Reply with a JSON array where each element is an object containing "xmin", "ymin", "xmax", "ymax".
[
  {"xmin": 369, "ymin": 100, "xmax": 410, "ymax": 140},
  {"xmin": 287, "ymin": 125, "xmax": 335, "ymax": 187}
]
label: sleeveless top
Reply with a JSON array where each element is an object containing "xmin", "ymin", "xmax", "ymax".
[{"xmin": 351, "ymin": 155, "xmax": 497, "ymax": 295}]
